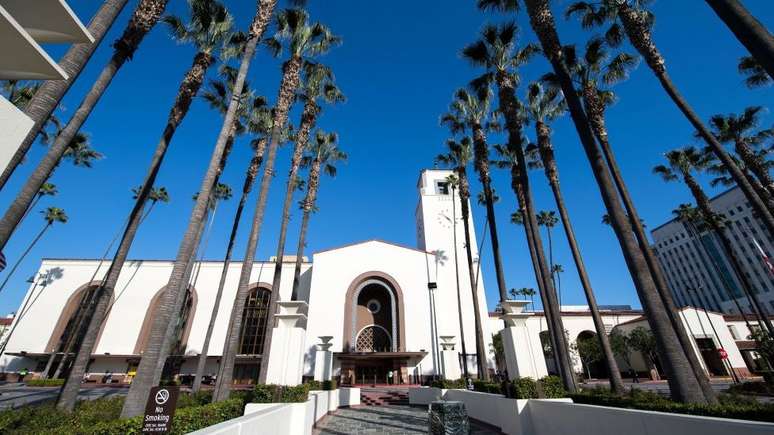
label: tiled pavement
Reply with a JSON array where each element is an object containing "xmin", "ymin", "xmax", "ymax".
[{"xmin": 315, "ymin": 405, "xmax": 502, "ymax": 434}]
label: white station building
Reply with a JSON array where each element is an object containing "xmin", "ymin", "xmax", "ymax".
[{"xmin": 0, "ymin": 170, "xmax": 768, "ymax": 385}]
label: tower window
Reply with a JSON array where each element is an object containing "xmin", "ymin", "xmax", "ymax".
[{"xmin": 436, "ymin": 181, "xmax": 450, "ymax": 195}]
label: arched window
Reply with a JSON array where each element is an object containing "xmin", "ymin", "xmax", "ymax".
[
  {"xmin": 46, "ymin": 283, "xmax": 104, "ymax": 353},
  {"xmin": 135, "ymin": 286, "xmax": 197, "ymax": 355},
  {"xmin": 238, "ymin": 286, "xmax": 272, "ymax": 355},
  {"xmin": 356, "ymin": 325, "xmax": 391, "ymax": 352}
]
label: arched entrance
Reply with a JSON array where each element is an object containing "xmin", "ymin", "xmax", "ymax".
[
  {"xmin": 576, "ymin": 331, "xmax": 607, "ymax": 380},
  {"xmin": 339, "ymin": 272, "xmax": 422, "ymax": 386}
]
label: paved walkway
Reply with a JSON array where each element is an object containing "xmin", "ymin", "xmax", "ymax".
[{"xmin": 315, "ymin": 405, "xmax": 501, "ymax": 434}]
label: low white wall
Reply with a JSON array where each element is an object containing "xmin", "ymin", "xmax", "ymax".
[
  {"xmin": 529, "ymin": 400, "xmax": 774, "ymax": 435},
  {"xmin": 191, "ymin": 388, "xmax": 360, "ymax": 435},
  {"xmin": 408, "ymin": 387, "xmax": 446, "ymax": 405}
]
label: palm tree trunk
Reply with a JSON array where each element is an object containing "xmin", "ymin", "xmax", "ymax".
[
  {"xmin": 508, "ymin": 165, "xmax": 561, "ymax": 375},
  {"xmin": 290, "ymin": 158, "xmax": 320, "ymax": 301},
  {"xmin": 536, "ymin": 121, "xmax": 625, "ymax": 394},
  {"xmin": 523, "ymin": 0, "xmax": 706, "ymax": 404},
  {"xmin": 192, "ymin": 138, "xmax": 266, "ymax": 393},
  {"xmin": 495, "ymin": 71, "xmax": 575, "ymax": 391},
  {"xmin": 450, "ymin": 183, "xmax": 470, "ymax": 379},
  {"xmin": 0, "ymin": 0, "xmax": 170, "ymax": 252},
  {"xmin": 684, "ymin": 174, "xmax": 774, "ymax": 335},
  {"xmin": 58, "ymin": 50, "xmax": 212, "ymax": 412},
  {"xmin": 283, "ymin": 102, "xmax": 316, "ymax": 301},
  {"xmin": 51, "ymin": 286, "xmax": 101, "ymax": 379},
  {"xmin": 471, "ymin": 126, "xmax": 509, "ymax": 304},
  {"xmin": 583, "ymin": 85, "xmax": 718, "ymax": 403},
  {"xmin": 618, "ymin": 2, "xmax": 774, "ymax": 239},
  {"xmin": 0, "ymin": 224, "xmax": 50, "ymax": 294},
  {"xmin": 705, "ymin": 0, "xmax": 774, "ymax": 80},
  {"xmin": 18, "ymin": 196, "xmax": 42, "ymax": 227},
  {"xmin": 0, "ymin": 0, "xmax": 130, "ymax": 190},
  {"xmin": 457, "ymin": 170, "xmax": 490, "ymax": 381},
  {"xmin": 215, "ymin": 55, "xmax": 303, "ymax": 401},
  {"xmin": 734, "ymin": 140, "xmax": 774, "ymax": 199}
]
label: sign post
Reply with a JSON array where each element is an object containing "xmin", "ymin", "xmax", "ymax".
[{"xmin": 142, "ymin": 386, "xmax": 179, "ymax": 433}]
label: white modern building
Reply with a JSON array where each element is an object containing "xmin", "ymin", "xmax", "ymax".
[
  {"xmin": 0, "ymin": 170, "xmax": 767, "ymax": 386},
  {"xmin": 651, "ymin": 186, "xmax": 774, "ymax": 315}
]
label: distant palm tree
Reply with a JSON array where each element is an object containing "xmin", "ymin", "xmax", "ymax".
[
  {"xmin": 290, "ymin": 131, "xmax": 347, "ymax": 298},
  {"xmin": 566, "ymin": 0, "xmax": 774, "ymax": 244},
  {"xmin": 536, "ymin": 211, "xmax": 559, "ymax": 283},
  {"xmin": 0, "ymin": 0, "xmax": 173, "ymax": 254},
  {"xmin": 737, "ymin": 56, "xmax": 772, "ymax": 88},
  {"xmin": 436, "ymin": 140, "xmax": 476, "ymax": 380},
  {"xmin": 0, "ymin": 0, "xmax": 131, "ymax": 189},
  {"xmin": 215, "ymin": 8, "xmax": 340, "ymax": 401},
  {"xmin": 654, "ymin": 147, "xmax": 774, "ymax": 335},
  {"xmin": 480, "ymin": 0, "xmax": 708, "ymax": 404},
  {"xmin": 275, "ymin": 63, "xmax": 344, "ymax": 303},
  {"xmin": 19, "ymin": 183, "xmax": 58, "ymax": 226},
  {"xmin": 706, "ymin": 106, "xmax": 774, "ymax": 202},
  {"xmin": 55, "ymin": 0, "xmax": 235, "ymax": 413},
  {"xmin": 0, "ymin": 208, "xmax": 67, "ymax": 295},
  {"xmin": 704, "ymin": 0, "xmax": 774, "ymax": 81}
]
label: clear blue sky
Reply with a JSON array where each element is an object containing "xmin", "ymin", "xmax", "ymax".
[{"xmin": 0, "ymin": 0, "xmax": 772, "ymax": 315}]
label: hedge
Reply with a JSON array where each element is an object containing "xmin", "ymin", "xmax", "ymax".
[
  {"xmin": 727, "ymin": 381, "xmax": 774, "ymax": 397},
  {"xmin": 253, "ymin": 384, "xmax": 310, "ymax": 403},
  {"xmin": 430, "ymin": 378, "xmax": 466, "ymax": 389},
  {"xmin": 569, "ymin": 388, "xmax": 774, "ymax": 423},
  {"xmin": 24, "ymin": 379, "xmax": 65, "ymax": 387}
]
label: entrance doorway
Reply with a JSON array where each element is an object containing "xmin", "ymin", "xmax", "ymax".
[{"xmin": 695, "ymin": 338, "xmax": 727, "ymax": 376}]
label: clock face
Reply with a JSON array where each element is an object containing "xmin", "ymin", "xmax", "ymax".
[{"xmin": 437, "ymin": 212, "xmax": 452, "ymax": 229}]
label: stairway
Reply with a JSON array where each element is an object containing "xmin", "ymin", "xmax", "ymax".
[{"xmin": 360, "ymin": 388, "xmax": 410, "ymax": 406}]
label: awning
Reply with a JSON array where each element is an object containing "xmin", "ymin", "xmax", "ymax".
[
  {"xmin": 0, "ymin": 5, "xmax": 66, "ymax": 80},
  {"xmin": 0, "ymin": 0, "xmax": 93, "ymax": 43}
]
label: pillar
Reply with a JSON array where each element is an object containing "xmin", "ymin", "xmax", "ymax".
[
  {"xmin": 500, "ymin": 300, "xmax": 547, "ymax": 380},
  {"xmin": 263, "ymin": 301, "xmax": 308, "ymax": 386},
  {"xmin": 439, "ymin": 335, "xmax": 462, "ymax": 380},
  {"xmin": 313, "ymin": 336, "xmax": 334, "ymax": 381}
]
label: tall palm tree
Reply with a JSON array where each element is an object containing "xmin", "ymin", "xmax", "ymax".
[
  {"xmin": 54, "ymin": 0, "xmax": 235, "ymax": 413},
  {"xmin": 462, "ymin": 20, "xmax": 578, "ymax": 389},
  {"xmin": 290, "ymin": 131, "xmax": 347, "ymax": 299},
  {"xmin": 707, "ymin": 106, "xmax": 774, "ymax": 201},
  {"xmin": 654, "ymin": 147, "xmax": 774, "ymax": 335},
  {"xmin": 0, "ymin": 0, "xmax": 174, "ymax": 253},
  {"xmin": 275, "ymin": 63, "xmax": 344, "ymax": 303},
  {"xmin": 214, "ymin": 8, "xmax": 340, "ymax": 401},
  {"xmin": 0, "ymin": 0, "xmax": 130, "ymax": 189},
  {"xmin": 0, "ymin": 208, "xmax": 67, "ymax": 295},
  {"xmin": 191, "ymin": 86, "xmax": 274, "ymax": 395},
  {"xmin": 190, "ymin": 182, "xmax": 233, "ymax": 286},
  {"xmin": 479, "ymin": 0, "xmax": 708, "ymax": 404},
  {"xmin": 19, "ymin": 183, "xmax": 58, "ymax": 227},
  {"xmin": 436, "ymin": 137, "xmax": 488, "ymax": 380},
  {"xmin": 522, "ymin": 83, "xmax": 624, "ymax": 393},
  {"xmin": 441, "ymin": 86, "xmax": 510, "ymax": 305},
  {"xmin": 704, "ymin": 0, "xmax": 774, "ymax": 81},
  {"xmin": 536, "ymin": 211, "xmax": 559, "ymax": 283},
  {"xmin": 738, "ymin": 56, "xmax": 772, "ymax": 88},
  {"xmin": 567, "ymin": 0, "xmax": 774, "ymax": 243}
]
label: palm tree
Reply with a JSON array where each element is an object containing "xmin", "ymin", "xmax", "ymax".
[
  {"xmin": 0, "ymin": 208, "xmax": 67, "ymax": 295},
  {"xmin": 19, "ymin": 183, "xmax": 58, "ymax": 226},
  {"xmin": 436, "ymin": 136, "xmax": 489, "ymax": 380},
  {"xmin": 707, "ymin": 106, "xmax": 774, "ymax": 202},
  {"xmin": 0, "ymin": 0, "xmax": 130, "ymax": 189},
  {"xmin": 704, "ymin": 0, "xmax": 774, "ymax": 81},
  {"xmin": 480, "ymin": 0, "xmax": 708, "ymax": 404},
  {"xmin": 0, "ymin": 0, "xmax": 174, "ymax": 253},
  {"xmin": 536, "ymin": 211, "xmax": 559, "ymax": 281},
  {"xmin": 214, "ymin": 8, "xmax": 340, "ymax": 401},
  {"xmin": 190, "ymin": 182, "xmax": 233, "ymax": 286},
  {"xmin": 441, "ymin": 87, "xmax": 509, "ymax": 307},
  {"xmin": 290, "ymin": 131, "xmax": 347, "ymax": 299},
  {"xmin": 55, "ymin": 0, "xmax": 235, "ymax": 413},
  {"xmin": 566, "ymin": 0, "xmax": 774, "ymax": 244},
  {"xmin": 274, "ymin": 63, "xmax": 344, "ymax": 304},
  {"xmin": 654, "ymin": 147, "xmax": 774, "ymax": 335},
  {"xmin": 523, "ymin": 83, "xmax": 625, "ymax": 393},
  {"xmin": 738, "ymin": 56, "xmax": 772, "ymax": 88}
]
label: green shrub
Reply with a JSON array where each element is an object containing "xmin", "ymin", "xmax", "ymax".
[
  {"xmin": 305, "ymin": 379, "xmax": 322, "ymax": 390},
  {"xmin": 512, "ymin": 377, "xmax": 538, "ymax": 399},
  {"xmin": 176, "ymin": 390, "xmax": 213, "ymax": 409},
  {"xmin": 322, "ymin": 380, "xmax": 337, "ymax": 391},
  {"xmin": 429, "ymin": 378, "xmax": 466, "ymax": 389},
  {"xmin": 472, "ymin": 380, "xmax": 503, "ymax": 395},
  {"xmin": 727, "ymin": 381, "xmax": 774, "ymax": 396},
  {"xmin": 570, "ymin": 387, "xmax": 774, "ymax": 423},
  {"xmin": 539, "ymin": 375, "xmax": 566, "ymax": 399},
  {"xmin": 25, "ymin": 378, "xmax": 65, "ymax": 387},
  {"xmin": 252, "ymin": 384, "xmax": 310, "ymax": 403}
]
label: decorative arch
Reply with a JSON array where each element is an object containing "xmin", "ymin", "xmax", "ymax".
[
  {"xmin": 134, "ymin": 285, "xmax": 198, "ymax": 355},
  {"xmin": 46, "ymin": 281, "xmax": 113, "ymax": 353},
  {"xmin": 343, "ymin": 271, "xmax": 406, "ymax": 352},
  {"xmin": 237, "ymin": 282, "xmax": 273, "ymax": 355},
  {"xmin": 355, "ymin": 324, "xmax": 392, "ymax": 352}
]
